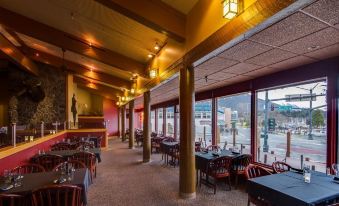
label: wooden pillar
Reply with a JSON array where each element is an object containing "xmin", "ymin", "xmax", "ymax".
[
  {"xmin": 118, "ymin": 107, "xmax": 121, "ymax": 139},
  {"xmin": 250, "ymin": 90, "xmax": 257, "ymax": 162},
  {"xmin": 174, "ymin": 105, "xmax": 178, "ymax": 140},
  {"xmin": 179, "ymin": 65, "xmax": 196, "ymax": 199},
  {"xmin": 129, "ymin": 100, "xmax": 135, "ymax": 149},
  {"xmin": 211, "ymin": 97, "xmax": 217, "ymax": 145},
  {"xmin": 143, "ymin": 91, "xmax": 151, "ymax": 162},
  {"xmin": 163, "ymin": 107, "xmax": 166, "ymax": 135},
  {"xmin": 122, "ymin": 105, "xmax": 126, "ymax": 142},
  {"xmin": 155, "ymin": 109, "xmax": 158, "ymax": 133}
]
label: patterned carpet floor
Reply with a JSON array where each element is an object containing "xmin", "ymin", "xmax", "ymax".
[{"xmin": 87, "ymin": 139, "xmax": 248, "ymax": 206}]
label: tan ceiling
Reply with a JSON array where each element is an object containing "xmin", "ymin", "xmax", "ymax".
[
  {"xmin": 161, "ymin": 0, "xmax": 198, "ymax": 14},
  {"xmin": 16, "ymin": 32, "xmax": 133, "ymax": 80},
  {"xmin": 0, "ymin": 0, "xmax": 168, "ymax": 63},
  {"xmin": 150, "ymin": 0, "xmax": 339, "ymax": 105}
]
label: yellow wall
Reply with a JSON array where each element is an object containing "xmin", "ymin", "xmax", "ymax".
[
  {"xmin": 186, "ymin": 0, "xmax": 256, "ymax": 51},
  {"xmin": 76, "ymin": 87, "xmax": 103, "ymax": 116},
  {"xmin": 145, "ymin": 0, "xmax": 257, "ymax": 84}
]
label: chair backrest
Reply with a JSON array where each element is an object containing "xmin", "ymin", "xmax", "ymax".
[
  {"xmin": 233, "ymin": 154, "xmax": 252, "ymax": 171},
  {"xmin": 11, "ymin": 163, "xmax": 45, "ymax": 174},
  {"xmin": 33, "ymin": 154, "xmax": 64, "ymax": 171},
  {"xmin": 245, "ymin": 164, "xmax": 272, "ymax": 179},
  {"xmin": 206, "ymin": 145, "xmax": 221, "ymax": 152},
  {"xmin": 0, "ymin": 194, "xmax": 23, "ymax": 206},
  {"xmin": 74, "ymin": 141, "xmax": 95, "ymax": 150},
  {"xmin": 53, "ymin": 160, "xmax": 86, "ymax": 172},
  {"xmin": 32, "ymin": 185, "xmax": 82, "ymax": 206},
  {"xmin": 51, "ymin": 142, "xmax": 71, "ymax": 151},
  {"xmin": 195, "ymin": 142, "xmax": 202, "ymax": 152},
  {"xmin": 272, "ymin": 161, "xmax": 292, "ymax": 173},
  {"xmin": 95, "ymin": 136, "xmax": 102, "ymax": 148},
  {"xmin": 207, "ymin": 157, "xmax": 233, "ymax": 175},
  {"xmin": 71, "ymin": 152, "xmax": 96, "ymax": 169}
]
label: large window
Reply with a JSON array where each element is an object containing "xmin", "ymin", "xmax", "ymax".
[
  {"xmin": 256, "ymin": 80, "xmax": 327, "ymax": 172},
  {"xmin": 151, "ymin": 110, "xmax": 155, "ymax": 132},
  {"xmin": 195, "ymin": 100, "xmax": 212, "ymax": 146},
  {"xmin": 157, "ymin": 108, "xmax": 163, "ymax": 135},
  {"xmin": 217, "ymin": 93, "xmax": 251, "ymax": 154},
  {"xmin": 166, "ymin": 107, "xmax": 174, "ymax": 137}
]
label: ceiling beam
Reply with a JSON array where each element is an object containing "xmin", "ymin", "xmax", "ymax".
[
  {"xmin": 0, "ymin": 6, "xmax": 146, "ymax": 76},
  {"xmin": 0, "ymin": 33, "xmax": 38, "ymax": 75},
  {"xmin": 74, "ymin": 76, "xmax": 122, "ymax": 101},
  {"xmin": 95, "ymin": 0, "xmax": 186, "ymax": 43},
  {"xmin": 77, "ymin": 84, "xmax": 117, "ymax": 101},
  {"xmin": 143, "ymin": 0, "xmax": 296, "ymax": 91},
  {"xmin": 22, "ymin": 46, "xmax": 132, "ymax": 89}
]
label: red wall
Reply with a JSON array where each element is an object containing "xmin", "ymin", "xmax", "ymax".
[
  {"xmin": 0, "ymin": 133, "xmax": 67, "ymax": 174},
  {"xmin": 103, "ymin": 98, "xmax": 118, "ymax": 136},
  {"xmin": 0, "ymin": 131, "xmax": 107, "ymax": 174}
]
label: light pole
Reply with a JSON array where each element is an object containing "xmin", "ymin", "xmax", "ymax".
[{"xmin": 263, "ymin": 90, "xmax": 269, "ymax": 152}]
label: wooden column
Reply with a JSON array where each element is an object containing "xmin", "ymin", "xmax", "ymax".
[
  {"xmin": 174, "ymin": 105, "xmax": 178, "ymax": 140},
  {"xmin": 211, "ymin": 97, "xmax": 217, "ymax": 145},
  {"xmin": 179, "ymin": 65, "xmax": 196, "ymax": 199},
  {"xmin": 143, "ymin": 91, "xmax": 151, "ymax": 162},
  {"xmin": 122, "ymin": 105, "xmax": 126, "ymax": 142},
  {"xmin": 129, "ymin": 100, "xmax": 135, "ymax": 149},
  {"xmin": 163, "ymin": 107, "xmax": 167, "ymax": 135},
  {"xmin": 155, "ymin": 109, "xmax": 158, "ymax": 133},
  {"xmin": 118, "ymin": 107, "xmax": 121, "ymax": 139}
]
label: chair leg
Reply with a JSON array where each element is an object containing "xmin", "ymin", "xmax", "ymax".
[
  {"xmin": 199, "ymin": 172, "xmax": 202, "ymax": 188},
  {"xmin": 228, "ymin": 176, "xmax": 232, "ymax": 191},
  {"xmin": 235, "ymin": 174, "xmax": 238, "ymax": 189}
]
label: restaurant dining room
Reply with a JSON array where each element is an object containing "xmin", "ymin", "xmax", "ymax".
[{"xmin": 0, "ymin": 0, "xmax": 338, "ymax": 205}]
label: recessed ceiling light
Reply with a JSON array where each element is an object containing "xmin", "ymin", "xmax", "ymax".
[
  {"xmin": 35, "ymin": 53, "xmax": 39, "ymax": 57},
  {"xmin": 308, "ymin": 45, "xmax": 320, "ymax": 50},
  {"xmin": 154, "ymin": 43, "xmax": 160, "ymax": 50},
  {"xmin": 148, "ymin": 54, "xmax": 153, "ymax": 58}
]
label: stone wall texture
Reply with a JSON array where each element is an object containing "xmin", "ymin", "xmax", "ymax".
[{"xmin": 8, "ymin": 63, "xmax": 66, "ymax": 128}]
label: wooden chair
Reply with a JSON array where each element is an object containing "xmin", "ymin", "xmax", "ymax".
[
  {"xmin": 168, "ymin": 144, "xmax": 180, "ymax": 167},
  {"xmin": 51, "ymin": 142, "xmax": 71, "ymax": 151},
  {"xmin": 71, "ymin": 151, "xmax": 96, "ymax": 181},
  {"xmin": 206, "ymin": 145, "xmax": 221, "ymax": 152},
  {"xmin": 32, "ymin": 185, "xmax": 82, "ymax": 206},
  {"xmin": 245, "ymin": 164, "xmax": 272, "ymax": 206},
  {"xmin": 11, "ymin": 163, "xmax": 45, "ymax": 174},
  {"xmin": 272, "ymin": 161, "xmax": 303, "ymax": 174},
  {"xmin": 33, "ymin": 154, "xmax": 64, "ymax": 171},
  {"xmin": 73, "ymin": 141, "xmax": 95, "ymax": 150},
  {"xmin": 195, "ymin": 142, "xmax": 202, "ymax": 152},
  {"xmin": 53, "ymin": 160, "xmax": 86, "ymax": 171},
  {"xmin": 200, "ymin": 156, "xmax": 232, "ymax": 194},
  {"xmin": 0, "ymin": 194, "xmax": 24, "ymax": 206},
  {"xmin": 232, "ymin": 154, "xmax": 252, "ymax": 189}
]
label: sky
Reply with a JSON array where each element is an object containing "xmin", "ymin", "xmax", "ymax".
[{"xmin": 257, "ymin": 80, "xmax": 327, "ymax": 110}]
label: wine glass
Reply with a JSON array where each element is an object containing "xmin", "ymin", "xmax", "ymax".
[{"xmin": 332, "ymin": 164, "xmax": 339, "ymax": 176}]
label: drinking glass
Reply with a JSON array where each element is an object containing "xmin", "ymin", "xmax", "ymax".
[
  {"xmin": 332, "ymin": 164, "xmax": 339, "ymax": 176},
  {"xmin": 303, "ymin": 165, "xmax": 311, "ymax": 183}
]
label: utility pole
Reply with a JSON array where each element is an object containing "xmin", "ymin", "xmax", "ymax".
[
  {"xmin": 263, "ymin": 90, "xmax": 269, "ymax": 152},
  {"xmin": 308, "ymin": 88, "xmax": 313, "ymax": 140}
]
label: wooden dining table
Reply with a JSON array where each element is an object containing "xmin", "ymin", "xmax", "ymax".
[
  {"xmin": 0, "ymin": 168, "xmax": 91, "ymax": 205},
  {"xmin": 160, "ymin": 141, "xmax": 179, "ymax": 165},
  {"xmin": 195, "ymin": 150, "xmax": 242, "ymax": 185},
  {"xmin": 247, "ymin": 171, "xmax": 339, "ymax": 206}
]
